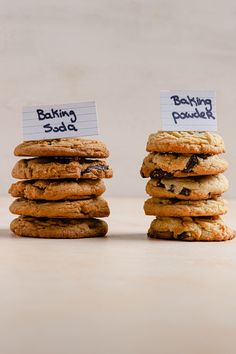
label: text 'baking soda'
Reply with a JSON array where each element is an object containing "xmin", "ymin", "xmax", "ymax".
[{"xmin": 36, "ymin": 109, "xmax": 78, "ymax": 133}]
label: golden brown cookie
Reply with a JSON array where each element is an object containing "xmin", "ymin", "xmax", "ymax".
[
  {"xmin": 12, "ymin": 157, "xmax": 113, "ymax": 180},
  {"xmin": 141, "ymin": 153, "xmax": 228, "ymax": 178},
  {"xmin": 146, "ymin": 131, "xmax": 225, "ymax": 154},
  {"xmin": 10, "ymin": 197, "xmax": 110, "ymax": 218},
  {"xmin": 146, "ymin": 174, "xmax": 228, "ymax": 200},
  {"xmin": 148, "ymin": 216, "xmax": 235, "ymax": 241},
  {"xmin": 10, "ymin": 216, "xmax": 108, "ymax": 238},
  {"xmin": 14, "ymin": 138, "xmax": 109, "ymax": 158},
  {"xmin": 144, "ymin": 197, "xmax": 227, "ymax": 217},
  {"xmin": 9, "ymin": 179, "xmax": 105, "ymax": 200}
]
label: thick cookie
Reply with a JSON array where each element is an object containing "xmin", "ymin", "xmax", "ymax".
[
  {"xmin": 10, "ymin": 216, "xmax": 108, "ymax": 238},
  {"xmin": 144, "ymin": 197, "xmax": 227, "ymax": 217},
  {"xmin": 146, "ymin": 174, "xmax": 228, "ymax": 200},
  {"xmin": 10, "ymin": 197, "xmax": 110, "ymax": 218},
  {"xmin": 9, "ymin": 179, "xmax": 105, "ymax": 200},
  {"xmin": 14, "ymin": 138, "xmax": 109, "ymax": 158},
  {"xmin": 148, "ymin": 216, "xmax": 235, "ymax": 241},
  {"xmin": 12, "ymin": 157, "xmax": 113, "ymax": 180},
  {"xmin": 146, "ymin": 131, "xmax": 225, "ymax": 154},
  {"xmin": 141, "ymin": 153, "xmax": 228, "ymax": 178}
]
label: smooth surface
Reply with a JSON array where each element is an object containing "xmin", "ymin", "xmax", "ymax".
[
  {"xmin": 1, "ymin": 0, "xmax": 236, "ymax": 197},
  {"xmin": 1, "ymin": 196, "xmax": 236, "ymax": 354}
]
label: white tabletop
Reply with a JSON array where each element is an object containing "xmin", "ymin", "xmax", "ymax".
[{"xmin": 1, "ymin": 196, "xmax": 236, "ymax": 354}]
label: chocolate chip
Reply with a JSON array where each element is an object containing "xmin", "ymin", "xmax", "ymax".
[
  {"xmin": 82, "ymin": 165, "xmax": 109, "ymax": 175},
  {"xmin": 168, "ymin": 184, "xmax": 175, "ymax": 192},
  {"xmin": 179, "ymin": 187, "xmax": 191, "ymax": 196},
  {"xmin": 198, "ymin": 154, "xmax": 208, "ymax": 159},
  {"xmin": 150, "ymin": 168, "xmax": 173, "ymax": 179},
  {"xmin": 157, "ymin": 180, "xmax": 165, "ymax": 188},
  {"xmin": 177, "ymin": 232, "xmax": 189, "ymax": 240},
  {"xmin": 183, "ymin": 154, "xmax": 209, "ymax": 173},
  {"xmin": 183, "ymin": 155, "xmax": 199, "ymax": 173}
]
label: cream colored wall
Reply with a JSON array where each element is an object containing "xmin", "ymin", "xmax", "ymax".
[{"xmin": 1, "ymin": 0, "xmax": 236, "ymax": 197}]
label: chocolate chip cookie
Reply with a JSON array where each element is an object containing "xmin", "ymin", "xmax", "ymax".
[
  {"xmin": 148, "ymin": 216, "xmax": 235, "ymax": 241},
  {"xmin": 10, "ymin": 216, "xmax": 108, "ymax": 238},
  {"xmin": 14, "ymin": 138, "xmax": 109, "ymax": 158},
  {"xmin": 147, "ymin": 131, "xmax": 225, "ymax": 154},
  {"xmin": 144, "ymin": 197, "xmax": 227, "ymax": 217},
  {"xmin": 146, "ymin": 174, "xmax": 228, "ymax": 200},
  {"xmin": 10, "ymin": 197, "xmax": 110, "ymax": 219},
  {"xmin": 141, "ymin": 153, "xmax": 228, "ymax": 178},
  {"xmin": 9, "ymin": 179, "xmax": 105, "ymax": 200},
  {"xmin": 12, "ymin": 157, "xmax": 113, "ymax": 180}
]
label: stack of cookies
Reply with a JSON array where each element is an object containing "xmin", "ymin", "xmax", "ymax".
[
  {"xmin": 9, "ymin": 138, "xmax": 113, "ymax": 238},
  {"xmin": 141, "ymin": 131, "xmax": 235, "ymax": 241}
]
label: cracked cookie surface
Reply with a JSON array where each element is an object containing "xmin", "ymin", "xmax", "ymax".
[
  {"xmin": 144, "ymin": 197, "xmax": 227, "ymax": 217},
  {"xmin": 146, "ymin": 174, "xmax": 228, "ymax": 200},
  {"xmin": 146, "ymin": 131, "xmax": 225, "ymax": 154},
  {"xmin": 10, "ymin": 216, "xmax": 108, "ymax": 238},
  {"xmin": 10, "ymin": 197, "xmax": 110, "ymax": 218},
  {"xmin": 141, "ymin": 153, "xmax": 228, "ymax": 178},
  {"xmin": 12, "ymin": 157, "xmax": 113, "ymax": 180},
  {"xmin": 14, "ymin": 138, "xmax": 109, "ymax": 158},
  {"xmin": 148, "ymin": 216, "xmax": 235, "ymax": 241},
  {"xmin": 9, "ymin": 179, "xmax": 105, "ymax": 200}
]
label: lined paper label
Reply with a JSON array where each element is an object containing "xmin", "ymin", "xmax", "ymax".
[
  {"xmin": 160, "ymin": 90, "xmax": 217, "ymax": 131},
  {"xmin": 23, "ymin": 101, "xmax": 98, "ymax": 141}
]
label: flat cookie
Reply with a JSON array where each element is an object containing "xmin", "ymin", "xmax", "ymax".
[
  {"xmin": 144, "ymin": 197, "xmax": 227, "ymax": 217},
  {"xmin": 14, "ymin": 138, "xmax": 109, "ymax": 158},
  {"xmin": 10, "ymin": 197, "xmax": 110, "ymax": 218},
  {"xmin": 12, "ymin": 157, "xmax": 113, "ymax": 180},
  {"xmin": 146, "ymin": 174, "xmax": 228, "ymax": 200},
  {"xmin": 148, "ymin": 216, "xmax": 235, "ymax": 241},
  {"xmin": 10, "ymin": 216, "xmax": 108, "ymax": 238},
  {"xmin": 9, "ymin": 179, "xmax": 105, "ymax": 200},
  {"xmin": 146, "ymin": 131, "xmax": 225, "ymax": 154},
  {"xmin": 141, "ymin": 153, "xmax": 228, "ymax": 178}
]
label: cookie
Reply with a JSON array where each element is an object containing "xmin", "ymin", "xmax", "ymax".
[
  {"xmin": 146, "ymin": 174, "xmax": 228, "ymax": 200},
  {"xmin": 146, "ymin": 131, "xmax": 225, "ymax": 154},
  {"xmin": 10, "ymin": 216, "xmax": 108, "ymax": 238},
  {"xmin": 141, "ymin": 153, "xmax": 228, "ymax": 178},
  {"xmin": 148, "ymin": 216, "xmax": 235, "ymax": 241},
  {"xmin": 10, "ymin": 197, "xmax": 110, "ymax": 218},
  {"xmin": 14, "ymin": 138, "xmax": 109, "ymax": 158},
  {"xmin": 144, "ymin": 197, "xmax": 227, "ymax": 217},
  {"xmin": 12, "ymin": 157, "xmax": 113, "ymax": 180},
  {"xmin": 9, "ymin": 179, "xmax": 105, "ymax": 200}
]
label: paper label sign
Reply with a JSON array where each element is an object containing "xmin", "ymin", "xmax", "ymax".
[
  {"xmin": 160, "ymin": 90, "xmax": 217, "ymax": 131},
  {"xmin": 23, "ymin": 101, "xmax": 98, "ymax": 141}
]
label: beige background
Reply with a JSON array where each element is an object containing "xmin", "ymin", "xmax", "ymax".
[
  {"xmin": 1, "ymin": 0, "xmax": 236, "ymax": 197},
  {"xmin": 1, "ymin": 3, "xmax": 236, "ymax": 353}
]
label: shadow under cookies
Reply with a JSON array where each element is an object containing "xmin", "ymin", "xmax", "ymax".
[{"xmin": 108, "ymin": 233, "xmax": 147, "ymax": 241}]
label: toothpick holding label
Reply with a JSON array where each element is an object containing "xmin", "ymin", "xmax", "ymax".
[
  {"xmin": 23, "ymin": 101, "xmax": 98, "ymax": 141},
  {"xmin": 160, "ymin": 90, "xmax": 217, "ymax": 131}
]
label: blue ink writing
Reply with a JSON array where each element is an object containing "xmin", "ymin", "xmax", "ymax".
[
  {"xmin": 170, "ymin": 95, "xmax": 215, "ymax": 124},
  {"xmin": 36, "ymin": 108, "xmax": 78, "ymax": 133}
]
